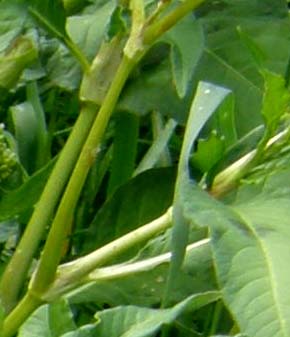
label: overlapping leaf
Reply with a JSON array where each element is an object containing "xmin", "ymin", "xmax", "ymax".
[{"xmin": 181, "ymin": 171, "xmax": 290, "ymax": 337}]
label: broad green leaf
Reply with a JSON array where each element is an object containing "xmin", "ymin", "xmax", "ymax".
[
  {"xmin": 162, "ymin": 14, "xmax": 204, "ymax": 98},
  {"xmin": 46, "ymin": 1, "xmax": 116, "ymax": 90},
  {"xmin": 165, "ymin": 82, "xmax": 231, "ymax": 304},
  {"xmin": 194, "ymin": 0, "xmax": 290, "ymax": 135},
  {"xmin": 28, "ymin": 0, "xmax": 67, "ymax": 40},
  {"xmin": 60, "ymin": 325, "xmax": 98, "ymax": 337},
  {"xmin": 237, "ymin": 26, "xmax": 266, "ymax": 69},
  {"xmin": 0, "ymin": 1, "xmax": 28, "ymax": 53},
  {"xmin": 0, "ymin": 158, "xmax": 55, "ymax": 221},
  {"xmin": 118, "ymin": 59, "xmax": 190, "ymax": 122},
  {"xmin": 46, "ymin": 43, "xmax": 81, "ymax": 91},
  {"xmin": 92, "ymin": 292, "xmax": 220, "ymax": 337},
  {"xmin": 18, "ymin": 298, "xmax": 76, "ymax": 337},
  {"xmin": 213, "ymin": 199, "xmax": 290, "ymax": 337},
  {"xmin": 67, "ymin": 1, "xmax": 115, "ymax": 62},
  {"xmin": 84, "ymin": 168, "xmax": 175, "ymax": 255},
  {"xmin": 107, "ymin": 112, "xmax": 139, "ymax": 196},
  {"xmin": 181, "ymin": 181, "xmax": 290, "ymax": 337}
]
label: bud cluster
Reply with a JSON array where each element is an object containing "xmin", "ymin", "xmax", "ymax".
[{"xmin": 0, "ymin": 123, "xmax": 18, "ymax": 182}]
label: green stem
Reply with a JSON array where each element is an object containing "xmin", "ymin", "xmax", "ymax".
[
  {"xmin": 207, "ymin": 300, "xmax": 223, "ymax": 336},
  {"xmin": 2, "ymin": 292, "xmax": 43, "ymax": 337},
  {"xmin": 143, "ymin": 0, "xmax": 205, "ymax": 45},
  {"xmin": 0, "ymin": 104, "xmax": 97, "ymax": 312},
  {"xmin": 85, "ymin": 238, "xmax": 210, "ymax": 282},
  {"xmin": 31, "ymin": 55, "xmax": 137, "ymax": 295},
  {"xmin": 64, "ymin": 37, "xmax": 91, "ymax": 73},
  {"xmin": 44, "ymin": 208, "xmax": 173, "ymax": 300}
]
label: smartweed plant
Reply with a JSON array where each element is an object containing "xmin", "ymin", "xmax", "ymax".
[{"xmin": 0, "ymin": 1, "xmax": 290, "ymax": 336}]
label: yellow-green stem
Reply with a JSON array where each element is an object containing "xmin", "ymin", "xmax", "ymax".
[
  {"xmin": 0, "ymin": 104, "xmax": 97, "ymax": 312},
  {"xmin": 2, "ymin": 292, "xmax": 43, "ymax": 337},
  {"xmin": 31, "ymin": 55, "xmax": 137, "ymax": 294},
  {"xmin": 143, "ymin": 0, "xmax": 205, "ymax": 44}
]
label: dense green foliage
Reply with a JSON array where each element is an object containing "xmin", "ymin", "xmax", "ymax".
[{"xmin": 0, "ymin": 0, "xmax": 290, "ymax": 336}]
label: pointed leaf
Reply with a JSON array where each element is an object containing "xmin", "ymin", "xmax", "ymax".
[
  {"xmin": 164, "ymin": 82, "xmax": 231, "ymax": 304},
  {"xmin": 261, "ymin": 70, "xmax": 290, "ymax": 132}
]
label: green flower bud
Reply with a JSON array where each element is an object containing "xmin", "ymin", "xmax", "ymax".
[{"xmin": 0, "ymin": 124, "xmax": 18, "ymax": 182}]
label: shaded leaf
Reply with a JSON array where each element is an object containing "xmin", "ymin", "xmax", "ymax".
[
  {"xmin": 261, "ymin": 70, "xmax": 290, "ymax": 132},
  {"xmin": 93, "ymin": 292, "xmax": 220, "ymax": 337},
  {"xmin": 84, "ymin": 168, "xmax": 175, "ymax": 255},
  {"xmin": 28, "ymin": 0, "xmax": 67, "ymax": 40},
  {"xmin": 10, "ymin": 90, "xmax": 48, "ymax": 174},
  {"xmin": 0, "ymin": 158, "xmax": 55, "ymax": 221},
  {"xmin": 162, "ymin": 14, "xmax": 204, "ymax": 98},
  {"xmin": 118, "ymin": 59, "xmax": 190, "ymax": 122},
  {"xmin": 107, "ymin": 112, "xmax": 139, "ymax": 196}
]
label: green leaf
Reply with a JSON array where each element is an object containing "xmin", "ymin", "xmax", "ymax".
[
  {"xmin": 46, "ymin": 1, "xmax": 116, "ymax": 91},
  {"xmin": 162, "ymin": 14, "xmax": 204, "ymax": 98},
  {"xmin": 18, "ymin": 298, "xmax": 76, "ymax": 337},
  {"xmin": 10, "ymin": 88, "xmax": 48, "ymax": 174},
  {"xmin": 191, "ymin": 131, "xmax": 225, "ymax": 173},
  {"xmin": 118, "ymin": 59, "xmax": 190, "ymax": 122},
  {"xmin": 164, "ymin": 81, "xmax": 231, "ymax": 304},
  {"xmin": 68, "ymin": 238, "xmax": 215, "ymax": 307},
  {"xmin": 60, "ymin": 325, "xmax": 98, "ymax": 337},
  {"xmin": 134, "ymin": 118, "xmax": 177, "ymax": 176},
  {"xmin": 107, "ymin": 112, "xmax": 139, "ymax": 196},
  {"xmin": 84, "ymin": 168, "xmax": 175, "ymax": 255},
  {"xmin": 0, "ymin": 1, "xmax": 28, "ymax": 53},
  {"xmin": 195, "ymin": 0, "xmax": 290, "ymax": 135},
  {"xmin": 0, "ymin": 158, "xmax": 55, "ymax": 221},
  {"xmin": 92, "ymin": 292, "xmax": 220, "ymax": 337},
  {"xmin": 67, "ymin": 1, "xmax": 116, "ymax": 62},
  {"xmin": 213, "ymin": 199, "xmax": 290, "ymax": 337},
  {"xmin": 181, "ymin": 180, "xmax": 290, "ymax": 337},
  {"xmin": 210, "ymin": 92, "xmax": 237, "ymax": 148},
  {"xmin": 28, "ymin": 0, "xmax": 67, "ymax": 40},
  {"xmin": 0, "ymin": 36, "xmax": 38, "ymax": 89},
  {"xmin": 261, "ymin": 70, "xmax": 290, "ymax": 132}
]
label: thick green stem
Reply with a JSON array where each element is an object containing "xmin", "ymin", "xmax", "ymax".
[
  {"xmin": 2, "ymin": 292, "xmax": 43, "ymax": 337},
  {"xmin": 143, "ymin": 0, "xmax": 205, "ymax": 45},
  {"xmin": 31, "ymin": 55, "xmax": 137, "ymax": 294},
  {"xmin": 0, "ymin": 104, "xmax": 97, "ymax": 312}
]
